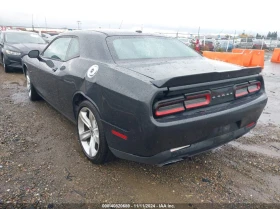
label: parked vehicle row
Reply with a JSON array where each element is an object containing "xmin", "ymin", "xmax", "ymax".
[
  {"xmin": 179, "ymin": 36, "xmax": 279, "ymax": 51},
  {"xmin": 1, "ymin": 30, "xmax": 268, "ymax": 166}
]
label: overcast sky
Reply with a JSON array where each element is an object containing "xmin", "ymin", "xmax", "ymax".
[{"xmin": 0, "ymin": 0, "xmax": 279, "ymax": 35}]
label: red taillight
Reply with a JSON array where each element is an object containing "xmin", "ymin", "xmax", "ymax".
[
  {"xmin": 154, "ymin": 92, "xmax": 212, "ymax": 117},
  {"xmin": 235, "ymin": 86, "xmax": 248, "ymax": 97},
  {"xmin": 155, "ymin": 104, "xmax": 185, "ymax": 116},
  {"xmin": 155, "ymin": 97, "xmax": 185, "ymax": 117},
  {"xmin": 235, "ymin": 81, "xmax": 261, "ymax": 98},
  {"xmin": 248, "ymin": 82, "xmax": 261, "ymax": 93},
  {"xmin": 185, "ymin": 92, "xmax": 211, "ymax": 109}
]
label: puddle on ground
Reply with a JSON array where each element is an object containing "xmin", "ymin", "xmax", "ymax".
[{"xmin": 229, "ymin": 141, "xmax": 280, "ymax": 158}]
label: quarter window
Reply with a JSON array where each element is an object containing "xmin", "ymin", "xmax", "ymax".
[
  {"xmin": 66, "ymin": 38, "xmax": 79, "ymax": 60},
  {"xmin": 42, "ymin": 37, "xmax": 71, "ymax": 61}
]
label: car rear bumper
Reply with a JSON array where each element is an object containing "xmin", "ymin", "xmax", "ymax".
[{"xmin": 110, "ymin": 124, "xmax": 254, "ymax": 166}]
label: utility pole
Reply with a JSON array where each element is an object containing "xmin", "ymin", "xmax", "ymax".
[
  {"xmin": 32, "ymin": 14, "xmax": 34, "ymax": 31},
  {"xmin": 219, "ymin": 29, "xmax": 224, "ymax": 39},
  {"xmin": 77, "ymin": 21, "xmax": 81, "ymax": 30},
  {"xmin": 232, "ymin": 30, "xmax": 236, "ymax": 48},
  {"xmin": 45, "ymin": 17, "xmax": 47, "ymax": 31},
  {"xmin": 119, "ymin": 20, "xmax": 123, "ymax": 29}
]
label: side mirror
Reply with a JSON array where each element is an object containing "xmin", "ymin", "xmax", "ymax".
[{"xmin": 28, "ymin": 50, "xmax": 40, "ymax": 59}]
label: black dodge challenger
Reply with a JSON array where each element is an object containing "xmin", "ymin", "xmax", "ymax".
[{"xmin": 22, "ymin": 30, "xmax": 268, "ymax": 166}]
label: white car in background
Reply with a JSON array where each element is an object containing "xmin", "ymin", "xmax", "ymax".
[{"xmin": 265, "ymin": 39, "xmax": 278, "ymax": 49}]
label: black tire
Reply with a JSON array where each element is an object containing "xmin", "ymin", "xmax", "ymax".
[
  {"xmin": 2, "ymin": 56, "xmax": 10, "ymax": 73},
  {"xmin": 77, "ymin": 100, "xmax": 114, "ymax": 164},
  {"xmin": 26, "ymin": 70, "xmax": 41, "ymax": 101}
]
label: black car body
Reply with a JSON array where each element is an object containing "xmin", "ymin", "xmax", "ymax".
[
  {"xmin": 22, "ymin": 30, "xmax": 267, "ymax": 166},
  {"xmin": 0, "ymin": 31, "xmax": 47, "ymax": 72}
]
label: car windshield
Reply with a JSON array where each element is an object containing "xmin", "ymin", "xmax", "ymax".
[
  {"xmin": 108, "ymin": 36, "xmax": 199, "ymax": 60},
  {"xmin": 5, "ymin": 32, "xmax": 46, "ymax": 44}
]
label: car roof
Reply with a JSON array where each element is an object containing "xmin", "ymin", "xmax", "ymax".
[{"xmin": 61, "ymin": 29, "xmax": 165, "ymax": 37}]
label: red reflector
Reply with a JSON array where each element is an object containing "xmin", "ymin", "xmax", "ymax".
[
  {"xmin": 185, "ymin": 93, "xmax": 211, "ymax": 109},
  {"xmin": 246, "ymin": 122, "xmax": 256, "ymax": 128},
  {"xmin": 248, "ymin": 82, "xmax": 261, "ymax": 93},
  {"xmin": 111, "ymin": 130, "xmax": 127, "ymax": 140}
]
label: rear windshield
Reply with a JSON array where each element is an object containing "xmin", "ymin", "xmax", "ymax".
[{"xmin": 107, "ymin": 36, "xmax": 199, "ymax": 61}]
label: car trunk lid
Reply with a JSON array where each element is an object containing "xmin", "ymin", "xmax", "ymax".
[{"xmin": 117, "ymin": 57, "xmax": 262, "ymax": 88}]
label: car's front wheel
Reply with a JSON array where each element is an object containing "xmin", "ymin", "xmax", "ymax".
[
  {"xmin": 77, "ymin": 100, "xmax": 113, "ymax": 164},
  {"xmin": 26, "ymin": 71, "xmax": 40, "ymax": 101}
]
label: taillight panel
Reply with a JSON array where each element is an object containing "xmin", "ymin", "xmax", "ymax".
[
  {"xmin": 154, "ymin": 81, "xmax": 262, "ymax": 117},
  {"xmin": 154, "ymin": 91, "xmax": 211, "ymax": 117}
]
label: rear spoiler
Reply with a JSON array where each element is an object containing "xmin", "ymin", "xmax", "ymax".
[{"xmin": 151, "ymin": 67, "xmax": 262, "ymax": 88}]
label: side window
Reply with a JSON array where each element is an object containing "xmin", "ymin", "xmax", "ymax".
[
  {"xmin": 66, "ymin": 38, "xmax": 79, "ymax": 60},
  {"xmin": 42, "ymin": 37, "xmax": 71, "ymax": 61}
]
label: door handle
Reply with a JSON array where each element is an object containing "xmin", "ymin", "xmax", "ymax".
[{"xmin": 52, "ymin": 67, "xmax": 58, "ymax": 72}]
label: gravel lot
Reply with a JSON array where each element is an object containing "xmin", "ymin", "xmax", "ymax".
[{"xmin": 0, "ymin": 59, "xmax": 279, "ymax": 206}]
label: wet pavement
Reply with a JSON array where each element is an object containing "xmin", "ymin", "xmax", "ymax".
[{"xmin": 0, "ymin": 60, "xmax": 279, "ymax": 205}]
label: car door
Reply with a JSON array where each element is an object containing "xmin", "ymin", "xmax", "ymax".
[
  {"xmin": 33, "ymin": 37, "xmax": 72, "ymax": 108},
  {"xmin": 55, "ymin": 37, "xmax": 82, "ymax": 120}
]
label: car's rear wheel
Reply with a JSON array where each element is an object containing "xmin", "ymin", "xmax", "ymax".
[
  {"xmin": 77, "ymin": 101, "xmax": 113, "ymax": 164},
  {"xmin": 26, "ymin": 71, "xmax": 40, "ymax": 101},
  {"xmin": 2, "ymin": 57, "xmax": 10, "ymax": 73}
]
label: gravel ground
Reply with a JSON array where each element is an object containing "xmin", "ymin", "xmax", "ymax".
[{"xmin": 0, "ymin": 59, "xmax": 279, "ymax": 207}]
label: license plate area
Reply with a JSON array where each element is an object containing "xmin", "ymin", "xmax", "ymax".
[{"xmin": 209, "ymin": 122, "xmax": 240, "ymax": 138}]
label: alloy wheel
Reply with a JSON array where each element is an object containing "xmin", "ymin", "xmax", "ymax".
[{"xmin": 78, "ymin": 107, "xmax": 100, "ymax": 157}]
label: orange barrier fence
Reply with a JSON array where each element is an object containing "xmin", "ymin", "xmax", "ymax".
[
  {"xmin": 203, "ymin": 49, "xmax": 264, "ymax": 69},
  {"xmin": 271, "ymin": 48, "xmax": 280, "ymax": 63}
]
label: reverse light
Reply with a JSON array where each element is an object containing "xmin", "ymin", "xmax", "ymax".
[
  {"xmin": 185, "ymin": 91, "xmax": 211, "ymax": 109},
  {"xmin": 5, "ymin": 49, "xmax": 21, "ymax": 56}
]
